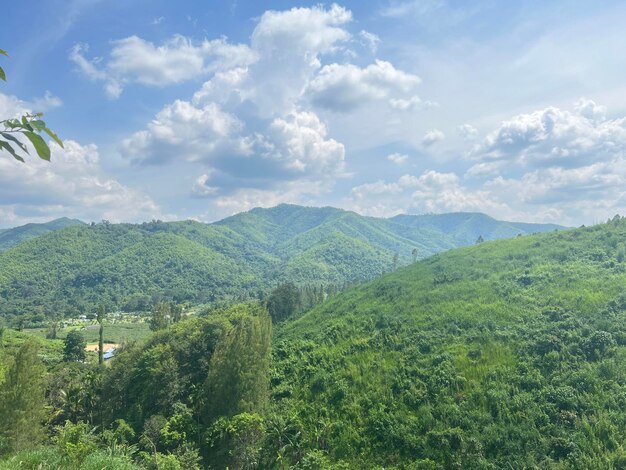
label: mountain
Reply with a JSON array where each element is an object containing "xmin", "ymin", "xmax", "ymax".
[
  {"xmin": 0, "ymin": 205, "xmax": 564, "ymax": 319},
  {"xmin": 390, "ymin": 211, "xmax": 563, "ymax": 245},
  {"xmin": 271, "ymin": 217, "xmax": 626, "ymax": 467},
  {"xmin": 0, "ymin": 218, "xmax": 84, "ymax": 251}
]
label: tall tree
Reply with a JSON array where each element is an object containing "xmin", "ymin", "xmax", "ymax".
[
  {"xmin": 97, "ymin": 305, "xmax": 107, "ymax": 366},
  {"xmin": 267, "ymin": 283, "xmax": 301, "ymax": 324},
  {"xmin": 150, "ymin": 302, "xmax": 171, "ymax": 331},
  {"xmin": 205, "ymin": 306, "xmax": 272, "ymax": 421},
  {"xmin": 0, "ymin": 339, "xmax": 46, "ymax": 455},
  {"xmin": 63, "ymin": 330, "xmax": 86, "ymax": 362},
  {"xmin": 412, "ymin": 248, "xmax": 418, "ymax": 263},
  {"xmin": 393, "ymin": 253, "xmax": 399, "ymax": 271}
]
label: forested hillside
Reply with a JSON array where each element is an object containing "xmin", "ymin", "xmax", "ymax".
[
  {"xmin": 0, "ymin": 205, "xmax": 562, "ymax": 320},
  {"xmin": 0, "ymin": 218, "xmax": 84, "ymax": 251},
  {"xmin": 2, "ymin": 217, "xmax": 625, "ymax": 468}
]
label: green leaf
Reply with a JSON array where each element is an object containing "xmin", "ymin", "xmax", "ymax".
[
  {"xmin": 0, "ymin": 66, "xmax": 5, "ymax": 82},
  {"xmin": 0, "ymin": 132, "xmax": 29, "ymax": 153},
  {"xmin": 30, "ymin": 120, "xmax": 46, "ymax": 132},
  {"xmin": 0, "ymin": 141, "xmax": 25, "ymax": 162},
  {"xmin": 0, "ymin": 49, "xmax": 7, "ymax": 57},
  {"xmin": 43, "ymin": 127, "xmax": 63, "ymax": 148},
  {"xmin": 3, "ymin": 119, "xmax": 21, "ymax": 129},
  {"xmin": 23, "ymin": 131, "xmax": 51, "ymax": 161},
  {"xmin": 20, "ymin": 116, "xmax": 33, "ymax": 132}
]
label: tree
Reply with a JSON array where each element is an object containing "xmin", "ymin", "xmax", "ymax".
[
  {"xmin": 97, "ymin": 305, "xmax": 107, "ymax": 366},
  {"xmin": 0, "ymin": 48, "xmax": 63, "ymax": 162},
  {"xmin": 0, "ymin": 339, "xmax": 47, "ymax": 454},
  {"xmin": 412, "ymin": 248, "xmax": 418, "ymax": 263},
  {"xmin": 150, "ymin": 302, "xmax": 171, "ymax": 331},
  {"xmin": 393, "ymin": 253, "xmax": 399, "ymax": 271},
  {"xmin": 476, "ymin": 235, "xmax": 485, "ymax": 244},
  {"xmin": 267, "ymin": 283, "xmax": 301, "ymax": 324},
  {"xmin": 205, "ymin": 306, "xmax": 272, "ymax": 421},
  {"xmin": 63, "ymin": 330, "xmax": 86, "ymax": 362}
]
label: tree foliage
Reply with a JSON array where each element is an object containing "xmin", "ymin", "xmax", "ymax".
[
  {"xmin": 63, "ymin": 330, "xmax": 86, "ymax": 362},
  {"xmin": 0, "ymin": 339, "xmax": 46, "ymax": 455},
  {"xmin": 0, "ymin": 48, "xmax": 62, "ymax": 162}
]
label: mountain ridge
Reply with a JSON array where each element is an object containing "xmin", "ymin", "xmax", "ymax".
[{"xmin": 0, "ymin": 205, "xmax": 565, "ymax": 319}]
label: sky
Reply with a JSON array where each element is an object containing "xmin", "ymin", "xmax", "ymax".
[{"xmin": 1, "ymin": 0, "xmax": 626, "ymax": 227}]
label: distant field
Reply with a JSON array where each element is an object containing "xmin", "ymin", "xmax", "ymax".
[{"xmin": 23, "ymin": 321, "xmax": 152, "ymax": 345}]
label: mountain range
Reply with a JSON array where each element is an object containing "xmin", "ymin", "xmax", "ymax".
[{"xmin": 0, "ymin": 204, "xmax": 564, "ymax": 319}]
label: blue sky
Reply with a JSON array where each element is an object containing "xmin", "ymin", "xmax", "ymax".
[{"xmin": 1, "ymin": 0, "xmax": 626, "ymax": 227}]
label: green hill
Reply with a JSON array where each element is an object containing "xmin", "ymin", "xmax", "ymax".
[
  {"xmin": 0, "ymin": 205, "xmax": 563, "ymax": 319},
  {"xmin": 270, "ymin": 217, "xmax": 626, "ymax": 467},
  {"xmin": 12, "ymin": 216, "xmax": 623, "ymax": 468},
  {"xmin": 0, "ymin": 218, "xmax": 84, "ymax": 251}
]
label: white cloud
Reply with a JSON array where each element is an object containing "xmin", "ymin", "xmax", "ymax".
[
  {"xmin": 471, "ymin": 100, "xmax": 626, "ymax": 170},
  {"xmin": 191, "ymin": 173, "xmax": 219, "ymax": 197},
  {"xmin": 121, "ymin": 103, "xmax": 345, "ymax": 188},
  {"xmin": 307, "ymin": 60, "xmax": 421, "ymax": 112},
  {"xmin": 0, "ymin": 93, "xmax": 29, "ymax": 119},
  {"xmin": 358, "ymin": 30, "xmax": 381, "ymax": 53},
  {"xmin": 0, "ymin": 140, "xmax": 161, "ymax": 224},
  {"xmin": 70, "ymin": 36, "xmax": 256, "ymax": 98},
  {"xmin": 120, "ymin": 100, "xmax": 243, "ymax": 165},
  {"xmin": 349, "ymin": 170, "xmax": 505, "ymax": 217},
  {"xmin": 387, "ymin": 152, "xmax": 408, "ymax": 164},
  {"xmin": 389, "ymin": 95, "xmax": 437, "ymax": 111},
  {"xmin": 212, "ymin": 180, "xmax": 326, "ymax": 216},
  {"xmin": 267, "ymin": 111, "xmax": 345, "ymax": 174},
  {"xmin": 457, "ymin": 123, "xmax": 478, "ymax": 140},
  {"xmin": 422, "ymin": 129, "xmax": 445, "ymax": 146}
]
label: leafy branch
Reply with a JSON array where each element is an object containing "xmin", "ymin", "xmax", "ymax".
[{"xmin": 0, "ymin": 47, "xmax": 63, "ymax": 162}]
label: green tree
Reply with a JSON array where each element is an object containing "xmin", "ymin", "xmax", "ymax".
[
  {"xmin": 0, "ymin": 48, "xmax": 63, "ymax": 161},
  {"xmin": 476, "ymin": 235, "xmax": 485, "ymax": 244},
  {"xmin": 393, "ymin": 253, "xmax": 399, "ymax": 271},
  {"xmin": 0, "ymin": 339, "xmax": 47, "ymax": 454},
  {"xmin": 205, "ymin": 306, "xmax": 272, "ymax": 420},
  {"xmin": 63, "ymin": 330, "xmax": 87, "ymax": 362},
  {"xmin": 267, "ymin": 283, "xmax": 301, "ymax": 324},
  {"xmin": 150, "ymin": 302, "xmax": 171, "ymax": 331},
  {"xmin": 412, "ymin": 248, "xmax": 418, "ymax": 263},
  {"xmin": 97, "ymin": 305, "xmax": 107, "ymax": 366}
]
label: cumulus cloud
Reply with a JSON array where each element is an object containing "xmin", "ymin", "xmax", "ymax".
[
  {"xmin": 108, "ymin": 4, "xmax": 436, "ymax": 217},
  {"xmin": 0, "ymin": 140, "xmax": 161, "ymax": 224},
  {"xmin": 120, "ymin": 100, "xmax": 243, "ymax": 165},
  {"xmin": 387, "ymin": 152, "xmax": 408, "ymax": 164},
  {"xmin": 307, "ymin": 60, "xmax": 421, "ymax": 112},
  {"xmin": 422, "ymin": 129, "xmax": 445, "ymax": 146},
  {"xmin": 470, "ymin": 99, "xmax": 626, "ymax": 170},
  {"xmin": 70, "ymin": 36, "xmax": 256, "ymax": 98},
  {"xmin": 349, "ymin": 170, "xmax": 505, "ymax": 217},
  {"xmin": 121, "ymin": 103, "xmax": 344, "ymax": 177}
]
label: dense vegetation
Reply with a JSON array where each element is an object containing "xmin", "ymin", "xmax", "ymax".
[
  {"xmin": 0, "ymin": 205, "xmax": 561, "ymax": 321},
  {"xmin": 0, "ymin": 218, "xmax": 84, "ymax": 251},
  {"xmin": 2, "ymin": 216, "xmax": 626, "ymax": 468}
]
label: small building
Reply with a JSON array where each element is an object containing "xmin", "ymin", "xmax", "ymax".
[{"xmin": 103, "ymin": 347, "xmax": 116, "ymax": 360}]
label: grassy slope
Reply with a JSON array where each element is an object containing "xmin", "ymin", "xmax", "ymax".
[{"xmin": 272, "ymin": 219, "xmax": 626, "ymax": 467}]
